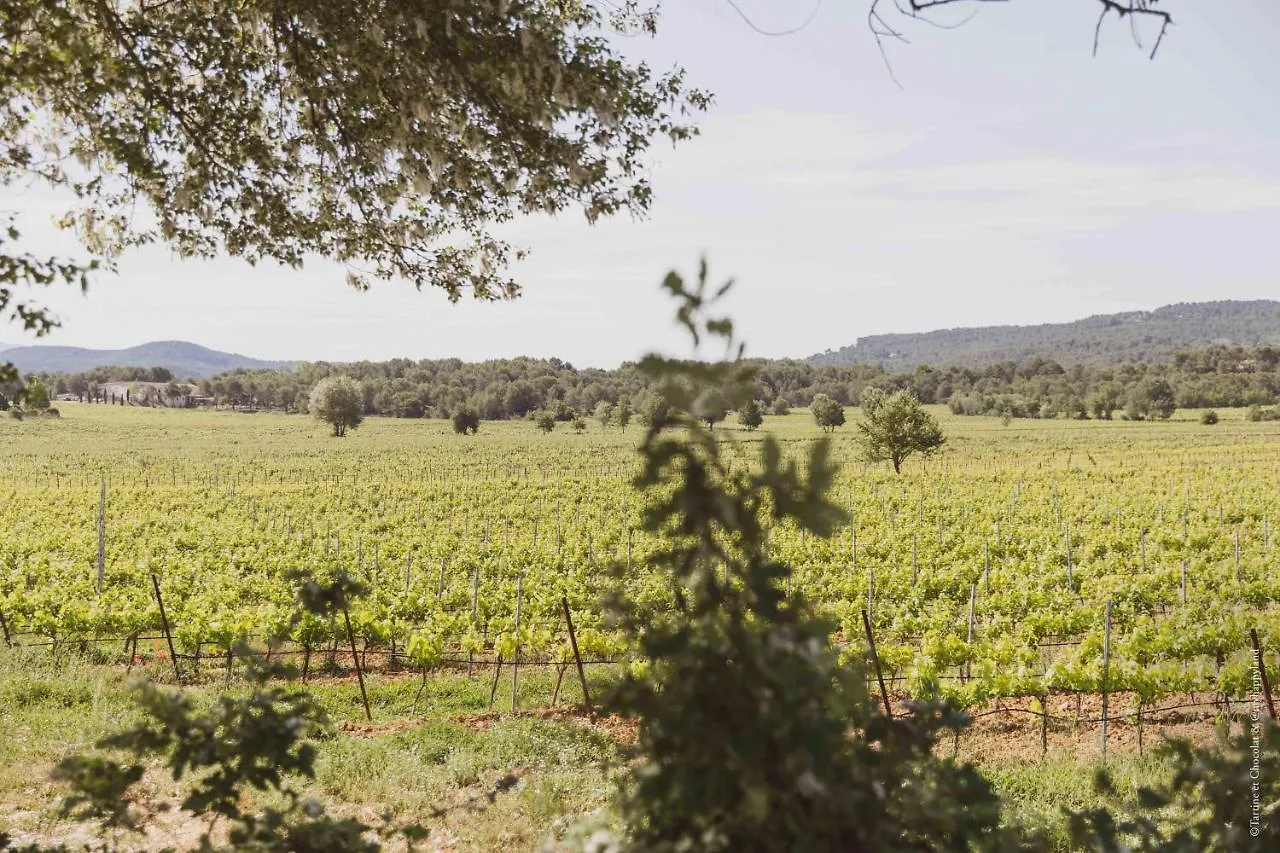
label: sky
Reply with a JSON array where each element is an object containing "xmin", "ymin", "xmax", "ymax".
[{"xmin": 6, "ymin": 0, "xmax": 1279, "ymax": 367}]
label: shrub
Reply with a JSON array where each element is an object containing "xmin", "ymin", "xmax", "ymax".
[{"xmin": 452, "ymin": 406, "xmax": 480, "ymax": 435}]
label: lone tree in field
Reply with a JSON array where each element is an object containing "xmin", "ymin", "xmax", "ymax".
[
  {"xmin": 857, "ymin": 388, "xmax": 944, "ymax": 474},
  {"xmin": 23, "ymin": 375, "xmax": 51, "ymax": 411},
  {"xmin": 1126, "ymin": 378, "xmax": 1177, "ymax": 421},
  {"xmin": 309, "ymin": 376, "xmax": 363, "ymax": 437},
  {"xmin": 452, "ymin": 406, "xmax": 480, "ymax": 436},
  {"xmin": 638, "ymin": 393, "xmax": 669, "ymax": 427},
  {"xmin": 595, "ymin": 400, "xmax": 615, "ymax": 429},
  {"xmin": 614, "ymin": 401, "xmax": 633, "ymax": 431},
  {"xmin": 738, "ymin": 398, "xmax": 764, "ymax": 431},
  {"xmin": 810, "ymin": 393, "xmax": 845, "ymax": 433},
  {"xmin": 532, "ymin": 410, "xmax": 556, "ymax": 433},
  {"xmin": 692, "ymin": 387, "xmax": 729, "ymax": 429}
]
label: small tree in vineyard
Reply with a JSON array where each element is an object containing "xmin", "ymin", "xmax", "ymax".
[
  {"xmin": 309, "ymin": 376, "xmax": 363, "ymax": 437},
  {"xmin": 856, "ymin": 388, "xmax": 944, "ymax": 474},
  {"xmin": 692, "ymin": 387, "xmax": 728, "ymax": 429},
  {"xmin": 637, "ymin": 393, "xmax": 669, "ymax": 427},
  {"xmin": 810, "ymin": 393, "xmax": 845, "ymax": 432},
  {"xmin": 452, "ymin": 406, "xmax": 480, "ymax": 435},
  {"xmin": 615, "ymin": 401, "xmax": 633, "ymax": 431},
  {"xmin": 595, "ymin": 400, "xmax": 615, "ymax": 429},
  {"xmin": 738, "ymin": 398, "xmax": 763, "ymax": 431},
  {"xmin": 533, "ymin": 410, "xmax": 556, "ymax": 433}
]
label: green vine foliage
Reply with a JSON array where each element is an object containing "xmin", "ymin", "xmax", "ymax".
[{"xmin": 0, "ymin": 573, "xmax": 425, "ymax": 853}]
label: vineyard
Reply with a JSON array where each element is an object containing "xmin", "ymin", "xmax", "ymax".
[{"xmin": 2, "ymin": 404, "xmax": 1278, "ymax": 744}]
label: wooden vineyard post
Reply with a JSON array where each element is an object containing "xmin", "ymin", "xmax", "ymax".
[
  {"xmin": 1100, "ymin": 600, "xmax": 1112, "ymax": 763},
  {"xmin": 1181, "ymin": 560, "xmax": 1188, "ymax": 604},
  {"xmin": 437, "ymin": 558, "xmax": 446, "ymax": 600},
  {"xmin": 561, "ymin": 597, "xmax": 593, "ymax": 714},
  {"xmin": 1235, "ymin": 531, "xmax": 1241, "ymax": 580},
  {"xmin": 850, "ymin": 526, "xmax": 857, "ymax": 569},
  {"xmin": 343, "ymin": 606, "xmax": 372, "ymax": 722},
  {"xmin": 511, "ymin": 576, "xmax": 523, "ymax": 712},
  {"xmin": 151, "ymin": 574, "xmax": 182, "ymax": 684},
  {"xmin": 488, "ymin": 654, "xmax": 504, "ymax": 707},
  {"xmin": 404, "ymin": 551, "xmax": 412, "ymax": 593},
  {"xmin": 866, "ymin": 564, "xmax": 874, "ymax": 619},
  {"xmin": 1140, "ymin": 529, "xmax": 1146, "ymax": 572},
  {"xmin": 96, "ymin": 479, "xmax": 107, "ymax": 595},
  {"xmin": 552, "ymin": 663, "xmax": 567, "ymax": 706},
  {"xmin": 0, "ymin": 608, "xmax": 10, "ymax": 647},
  {"xmin": 911, "ymin": 534, "xmax": 918, "ymax": 585},
  {"xmin": 469, "ymin": 566, "xmax": 480, "ymax": 677},
  {"xmin": 1065, "ymin": 525, "xmax": 1074, "ymax": 592},
  {"xmin": 862, "ymin": 608, "xmax": 892, "ymax": 717},
  {"xmin": 983, "ymin": 538, "xmax": 991, "ymax": 594},
  {"xmin": 1040, "ymin": 694, "xmax": 1049, "ymax": 759},
  {"xmin": 965, "ymin": 585, "xmax": 977, "ymax": 683},
  {"xmin": 1249, "ymin": 629, "xmax": 1276, "ymax": 720}
]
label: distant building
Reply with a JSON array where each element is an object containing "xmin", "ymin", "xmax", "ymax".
[{"xmin": 98, "ymin": 381, "xmax": 197, "ymax": 407}]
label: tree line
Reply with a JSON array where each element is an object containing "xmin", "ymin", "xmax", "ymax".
[{"xmin": 17, "ymin": 344, "xmax": 1280, "ymax": 422}]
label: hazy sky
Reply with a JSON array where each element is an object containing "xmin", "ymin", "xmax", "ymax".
[{"xmin": 7, "ymin": 1, "xmax": 1278, "ymax": 366}]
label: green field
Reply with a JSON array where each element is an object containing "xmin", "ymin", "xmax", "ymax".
[{"xmin": 1, "ymin": 404, "xmax": 1277, "ymax": 848}]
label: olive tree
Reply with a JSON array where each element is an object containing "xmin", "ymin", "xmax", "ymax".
[
  {"xmin": 637, "ymin": 393, "xmax": 669, "ymax": 427},
  {"xmin": 1126, "ymin": 378, "xmax": 1177, "ymax": 421},
  {"xmin": 692, "ymin": 387, "xmax": 728, "ymax": 429},
  {"xmin": 810, "ymin": 393, "xmax": 845, "ymax": 432},
  {"xmin": 856, "ymin": 388, "xmax": 945, "ymax": 474},
  {"xmin": 532, "ymin": 410, "xmax": 556, "ymax": 433},
  {"xmin": 309, "ymin": 376, "xmax": 363, "ymax": 437},
  {"xmin": 452, "ymin": 406, "xmax": 480, "ymax": 436},
  {"xmin": 738, "ymin": 398, "xmax": 763, "ymax": 431},
  {"xmin": 593, "ymin": 400, "xmax": 614, "ymax": 429},
  {"xmin": 615, "ymin": 401, "xmax": 633, "ymax": 431}
]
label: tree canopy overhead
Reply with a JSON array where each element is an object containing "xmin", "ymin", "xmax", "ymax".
[{"xmin": 0, "ymin": 0, "xmax": 710, "ymax": 383}]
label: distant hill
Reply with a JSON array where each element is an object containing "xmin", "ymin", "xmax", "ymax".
[
  {"xmin": 809, "ymin": 300, "xmax": 1280, "ymax": 369},
  {"xmin": 2, "ymin": 340, "xmax": 291, "ymax": 378}
]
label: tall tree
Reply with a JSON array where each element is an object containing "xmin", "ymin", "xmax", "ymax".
[
  {"xmin": 0, "ymin": 1, "xmax": 709, "ymax": 385},
  {"xmin": 856, "ymin": 388, "xmax": 945, "ymax": 474}
]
